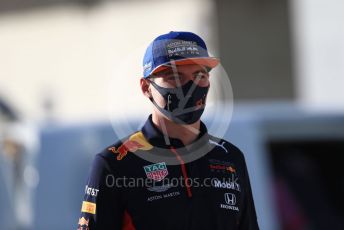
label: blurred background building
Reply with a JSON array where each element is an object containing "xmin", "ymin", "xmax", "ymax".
[{"xmin": 0, "ymin": 0, "xmax": 343, "ymax": 229}]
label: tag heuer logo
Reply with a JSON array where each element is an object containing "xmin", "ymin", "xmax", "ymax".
[{"xmin": 144, "ymin": 162, "xmax": 168, "ymax": 181}]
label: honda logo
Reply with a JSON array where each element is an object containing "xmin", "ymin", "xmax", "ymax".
[{"xmin": 224, "ymin": 193, "xmax": 236, "ymax": 206}]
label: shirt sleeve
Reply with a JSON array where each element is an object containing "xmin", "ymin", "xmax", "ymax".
[
  {"xmin": 239, "ymin": 156, "xmax": 260, "ymax": 230},
  {"xmin": 77, "ymin": 154, "xmax": 124, "ymax": 230}
]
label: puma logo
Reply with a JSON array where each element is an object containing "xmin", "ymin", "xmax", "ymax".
[{"xmin": 209, "ymin": 140, "xmax": 228, "ymax": 153}]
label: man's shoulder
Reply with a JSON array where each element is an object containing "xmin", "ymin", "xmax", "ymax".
[
  {"xmin": 208, "ymin": 135, "xmax": 245, "ymax": 158},
  {"xmin": 97, "ymin": 130, "xmax": 153, "ymax": 163}
]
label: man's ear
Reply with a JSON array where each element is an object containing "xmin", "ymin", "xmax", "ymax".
[{"xmin": 140, "ymin": 78, "xmax": 152, "ymax": 98}]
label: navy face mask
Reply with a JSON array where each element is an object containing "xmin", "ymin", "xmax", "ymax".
[{"xmin": 148, "ymin": 79, "xmax": 209, "ymax": 124}]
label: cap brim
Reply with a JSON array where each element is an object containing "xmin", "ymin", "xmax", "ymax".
[{"xmin": 151, "ymin": 57, "xmax": 220, "ymax": 76}]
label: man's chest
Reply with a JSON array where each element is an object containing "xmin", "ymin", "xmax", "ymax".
[{"xmin": 116, "ymin": 155, "xmax": 245, "ymax": 229}]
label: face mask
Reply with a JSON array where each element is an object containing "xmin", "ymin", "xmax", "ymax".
[{"xmin": 148, "ymin": 79, "xmax": 209, "ymax": 124}]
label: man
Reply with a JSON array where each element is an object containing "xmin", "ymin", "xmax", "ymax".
[{"xmin": 77, "ymin": 31, "xmax": 259, "ymax": 230}]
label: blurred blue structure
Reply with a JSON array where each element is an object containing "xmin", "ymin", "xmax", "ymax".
[
  {"xmin": 0, "ymin": 98, "xmax": 40, "ymax": 230},
  {"xmin": 33, "ymin": 122, "xmax": 120, "ymax": 229},
  {"xmin": 225, "ymin": 103, "xmax": 344, "ymax": 230},
  {"xmin": 0, "ymin": 155, "xmax": 16, "ymax": 229}
]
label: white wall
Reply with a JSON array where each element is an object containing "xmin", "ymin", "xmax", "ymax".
[
  {"xmin": 290, "ymin": 0, "xmax": 344, "ymax": 112},
  {"xmin": 0, "ymin": 0, "xmax": 217, "ymax": 122}
]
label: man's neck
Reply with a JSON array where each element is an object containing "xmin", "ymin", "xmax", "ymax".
[{"xmin": 151, "ymin": 111, "xmax": 201, "ymax": 146}]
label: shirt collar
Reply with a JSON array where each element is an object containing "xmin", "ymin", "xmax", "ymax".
[{"xmin": 141, "ymin": 114, "xmax": 210, "ymax": 149}]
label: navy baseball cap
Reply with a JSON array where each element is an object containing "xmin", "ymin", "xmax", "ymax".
[{"xmin": 142, "ymin": 31, "xmax": 219, "ymax": 78}]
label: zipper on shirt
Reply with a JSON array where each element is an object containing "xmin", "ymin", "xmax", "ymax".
[{"xmin": 169, "ymin": 146, "xmax": 193, "ymax": 198}]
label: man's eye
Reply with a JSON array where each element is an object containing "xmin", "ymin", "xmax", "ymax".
[
  {"xmin": 195, "ymin": 71, "xmax": 208, "ymax": 79},
  {"xmin": 167, "ymin": 76, "xmax": 180, "ymax": 81}
]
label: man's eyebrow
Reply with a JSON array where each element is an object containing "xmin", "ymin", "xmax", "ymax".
[
  {"xmin": 163, "ymin": 70, "xmax": 174, "ymax": 75},
  {"xmin": 165, "ymin": 71, "xmax": 183, "ymax": 77},
  {"xmin": 155, "ymin": 69, "xmax": 173, "ymax": 75}
]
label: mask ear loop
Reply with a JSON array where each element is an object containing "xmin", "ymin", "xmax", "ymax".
[
  {"xmin": 167, "ymin": 94, "xmax": 172, "ymax": 112},
  {"xmin": 146, "ymin": 78, "xmax": 201, "ymax": 125},
  {"xmin": 147, "ymin": 80, "xmax": 183, "ymax": 124},
  {"xmin": 147, "ymin": 78, "xmax": 174, "ymax": 116}
]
